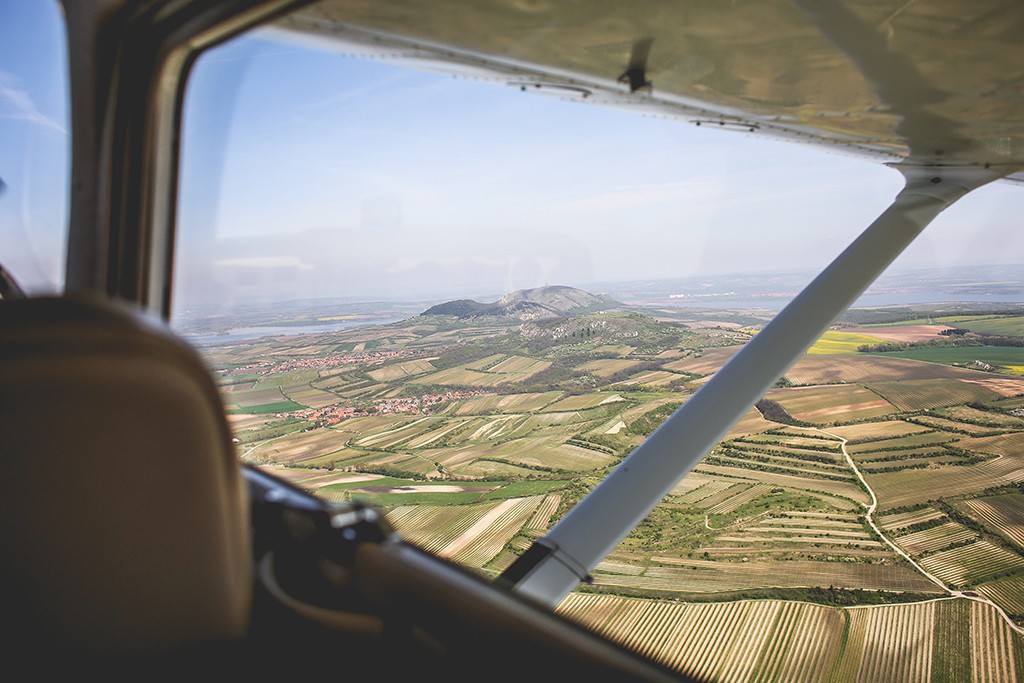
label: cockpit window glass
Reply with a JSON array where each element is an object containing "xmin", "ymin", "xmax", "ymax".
[
  {"xmin": 0, "ymin": 0, "xmax": 69, "ymax": 295},
  {"xmin": 173, "ymin": 26, "xmax": 904, "ymax": 327},
  {"xmin": 174, "ymin": 6, "xmax": 1024, "ymax": 674}
]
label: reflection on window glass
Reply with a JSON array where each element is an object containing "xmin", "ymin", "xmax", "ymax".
[
  {"xmin": 174, "ymin": 12, "xmax": 1024, "ymax": 679},
  {"xmin": 0, "ymin": 0, "xmax": 69, "ymax": 295}
]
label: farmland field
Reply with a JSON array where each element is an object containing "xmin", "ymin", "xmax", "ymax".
[
  {"xmin": 388, "ymin": 496, "xmax": 544, "ymax": 567},
  {"xmin": 911, "ymin": 414, "xmax": 1010, "ymax": 435},
  {"xmin": 593, "ymin": 344, "xmax": 636, "ymax": 356},
  {"xmin": 542, "ymin": 392, "xmax": 627, "ymax": 412},
  {"xmin": 956, "ymin": 432, "xmax": 1024, "ymax": 459},
  {"xmin": 782, "ymin": 354, "xmax": 993, "ymax": 386},
  {"xmin": 825, "ymin": 420, "xmax": 933, "ymax": 442},
  {"xmin": 845, "ymin": 324, "xmax": 952, "ymax": 342},
  {"xmin": 200, "ymin": 295, "xmax": 1024, "ymax": 676},
  {"xmin": 978, "ymin": 575, "xmax": 1024, "ymax": 616},
  {"xmin": 704, "ymin": 510, "xmax": 889, "ymax": 559},
  {"xmin": 969, "ymin": 377, "xmax": 1024, "ymax": 398},
  {"xmin": 765, "ymin": 384, "xmax": 896, "ymax": 423},
  {"xmin": 941, "ymin": 405, "xmax": 1024, "ymax": 427},
  {"xmin": 866, "ymin": 463, "xmax": 1024, "ymax": 511},
  {"xmin": 844, "ymin": 430, "xmax": 956, "ymax": 455},
  {"xmin": 961, "ymin": 494, "xmax": 1024, "ymax": 549},
  {"xmin": 951, "ymin": 315, "xmax": 1024, "ymax": 337},
  {"xmin": 282, "ymin": 384, "xmax": 344, "ymax": 409},
  {"xmin": 695, "ymin": 462, "xmax": 868, "ymax": 509},
  {"xmin": 614, "ymin": 369, "xmax": 685, "ymax": 387},
  {"xmin": 366, "ymin": 357, "xmax": 436, "ymax": 381},
  {"xmin": 806, "ymin": 330, "xmax": 887, "ymax": 355},
  {"xmin": 246, "ymin": 427, "xmax": 354, "ymax": 464},
  {"xmin": 919, "ymin": 541, "xmax": 1024, "ymax": 587},
  {"xmin": 575, "ymin": 358, "xmax": 644, "ymax": 377},
  {"xmin": 592, "ymin": 557, "xmax": 940, "ymax": 594},
  {"xmin": 873, "ymin": 346, "xmax": 1024, "ymax": 371},
  {"xmin": 877, "ymin": 507, "xmax": 946, "ymax": 533},
  {"xmin": 452, "ymin": 391, "xmax": 563, "ymax": 415},
  {"xmin": 488, "ymin": 355, "xmax": 551, "ymax": 375},
  {"xmin": 558, "ymin": 595, "xmax": 1020, "ymax": 682},
  {"xmin": 222, "ymin": 382, "xmax": 295, "ymax": 408},
  {"xmin": 662, "ymin": 346, "xmax": 741, "ymax": 375},
  {"xmin": 893, "ymin": 521, "xmax": 978, "ymax": 555},
  {"xmin": 866, "ymin": 378, "xmax": 1002, "ymax": 411}
]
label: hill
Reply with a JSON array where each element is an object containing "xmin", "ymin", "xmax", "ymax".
[{"xmin": 421, "ymin": 285, "xmax": 619, "ymax": 320}]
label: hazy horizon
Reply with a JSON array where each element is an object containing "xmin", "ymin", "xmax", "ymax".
[{"xmin": 172, "ymin": 261, "xmax": 1024, "ymax": 333}]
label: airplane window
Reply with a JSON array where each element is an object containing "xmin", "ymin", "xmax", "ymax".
[
  {"xmin": 0, "ymin": 0, "xmax": 69, "ymax": 295},
  {"xmin": 173, "ymin": 11, "xmax": 1024, "ymax": 681}
]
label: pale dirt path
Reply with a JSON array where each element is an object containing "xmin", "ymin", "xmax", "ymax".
[{"xmin": 811, "ymin": 426, "xmax": 1024, "ymax": 635}]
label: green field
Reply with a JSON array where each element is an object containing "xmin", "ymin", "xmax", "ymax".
[
  {"xmin": 322, "ymin": 476, "xmax": 509, "ymax": 506},
  {"xmin": 872, "ymin": 346, "xmax": 1024, "ymax": 370},
  {"xmin": 951, "ymin": 315, "xmax": 1024, "ymax": 337}
]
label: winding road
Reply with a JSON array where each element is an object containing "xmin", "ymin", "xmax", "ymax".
[{"xmin": 813, "ymin": 427, "xmax": 1024, "ymax": 636}]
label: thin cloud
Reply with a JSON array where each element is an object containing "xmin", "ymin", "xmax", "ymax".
[{"xmin": 0, "ymin": 70, "xmax": 65, "ymax": 134}]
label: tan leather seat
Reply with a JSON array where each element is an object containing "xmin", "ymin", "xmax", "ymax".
[{"xmin": 0, "ymin": 295, "xmax": 251, "ymax": 662}]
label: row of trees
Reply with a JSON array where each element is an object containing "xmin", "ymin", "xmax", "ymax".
[{"xmin": 857, "ymin": 334, "xmax": 1024, "ymax": 353}]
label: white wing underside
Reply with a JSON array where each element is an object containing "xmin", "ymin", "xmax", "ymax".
[{"xmin": 278, "ymin": 0, "xmax": 1024, "ymax": 180}]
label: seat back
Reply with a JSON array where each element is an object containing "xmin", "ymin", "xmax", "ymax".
[{"xmin": 0, "ymin": 296, "xmax": 251, "ymax": 658}]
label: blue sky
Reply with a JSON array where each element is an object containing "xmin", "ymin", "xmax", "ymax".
[
  {"xmin": 174, "ymin": 29, "xmax": 903, "ymax": 306},
  {"xmin": 2, "ymin": 2, "xmax": 1023, "ymax": 307},
  {"xmin": 172, "ymin": 26, "xmax": 1024, "ymax": 308},
  {"xmin": 0, "ymin": 0, "xmax": 69, "ymax": 294}
]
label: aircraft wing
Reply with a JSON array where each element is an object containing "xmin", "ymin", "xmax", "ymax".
[{"xmin": 277, "ymin": 0, "xmax": 1024, "ymax": 178}]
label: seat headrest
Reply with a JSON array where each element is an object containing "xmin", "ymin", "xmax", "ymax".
[{"xmin": 0, "ymin": 296, "xmax": 251, "ymax": 656}]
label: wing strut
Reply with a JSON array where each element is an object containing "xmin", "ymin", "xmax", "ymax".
[{"xmin": 499, "ymin": 164, "xmax": 1006, "ymax": 607}]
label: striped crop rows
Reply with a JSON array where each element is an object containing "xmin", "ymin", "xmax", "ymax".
[
  {"xmin": 440, "ymin": 496, "xmax": 542, "ymax": 566},
  {"xmin": 963, "ymin": 496, "xmax": 1024, "ymax": 550},
  {"xmin": 877, "ymin": 506, "xmax": 946, "ymax": 533},
  {"xmin": 893, "ymin": 521, "xmax": 978, "ymax": 555},
  {"xmin": 971, "ymin": 600, "xmax": 1019, "ymax": 682},
  {"xmin": 706, "ymin": 484, "xmax": 775, "ymax": 515},
  {"xmin": 593, "ymin": 556, "xmax": 940, "ymax": 594},
  {"xmin": 920, "ymin": 541, "xmax": 1024, "ymax": 587},
  {"xmin": 523, "ymin": 493, "xmax": 561, "ymax": 532},
  {"xmin": 387, "ymin": 495, "xmax": 543, "ymax": 567},
  {"xmin": 557, "ymin": 595, "xmax": 1022, "ymax": 682},
  {"xmin": 978, "ymin": 576, "xmax": 1024, "ymax": 616},
  {"xmin": 704, "ymin": 510, "xmax": 888, "ymax": 559},
  {"xmin": 849, "ymin": 602, "xmax": 934, "ymax": 683}
]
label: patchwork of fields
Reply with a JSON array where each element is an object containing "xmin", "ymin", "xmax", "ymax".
[
  {"xmin": 202, "ymin": 305, "xmax": 1024, "ymax": 675},
  {"xmin": 558, "ymin": 595, "xmax": 1021, "ymax": 682}
]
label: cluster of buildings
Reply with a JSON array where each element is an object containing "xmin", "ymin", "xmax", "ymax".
[
  {"xmin": 263, "ymin": 348, "xmax": 416, "ymax": 375},
  {"xmin": 374, "ymin": 389, "xmax": 485, "ymax": 415},
  {"xmin": 300, "ymin": 389, "xmax": 486, "ymax": 425}
]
